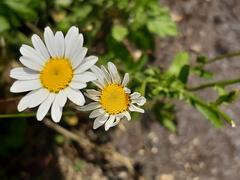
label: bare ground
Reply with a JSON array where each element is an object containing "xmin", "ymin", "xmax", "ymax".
[{"xmin": 2, "ymin": 0, "xmax": 240, "ymax": 180}]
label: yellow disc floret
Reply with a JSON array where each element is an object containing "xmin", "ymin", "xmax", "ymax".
[
  {"xmin": 100, "ymin": 84, "xmax": 130, "ymax": 114},
  {"xmin": 40, "ymin": 58, "xmax": 73, "ymax": 93}
]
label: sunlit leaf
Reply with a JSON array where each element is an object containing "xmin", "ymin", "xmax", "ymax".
[{"xmin": 112, "ymin": 25, "xmax": 128, "ymax": 42}]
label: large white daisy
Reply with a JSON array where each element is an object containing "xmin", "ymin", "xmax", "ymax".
[
  {"xmin": 78, "ymin": 62, "xmax": 146, "ymax": 131},
  {"xmin": 10, "ymin": 26, "xmax": 98, "ymax": 122}
]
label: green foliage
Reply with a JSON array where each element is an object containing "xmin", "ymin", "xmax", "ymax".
[
  {"xmin": 215, "ymin": 91, "xmax": 238, "ymax": 105},
  {"xmin": 166, "ymin": 52, "xmax": 189, "ymax": 78},
  {"xmin": 0, "ymin": 120, "xmax": 26, "ymax": 156},
  {"xmin": 0, "ymin": 0, "xmax": 238, "ymax": 133},
  {"xmin": 112, "ymin": 25, "xmax": 128, "ymax": 42},
  {"xmin": 153, "ymin": 101, "xmax": 177, "ymax": 132}
]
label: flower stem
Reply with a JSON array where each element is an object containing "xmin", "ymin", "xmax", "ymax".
[
  {"xmin": 205, "ymin": 51, "xmax": 240, "ymax": 65},
  {"xmin": 0, "ymin": 111, "xmax": 75, "ymax": 119},
  {"xmin": 187, "ymin": 78, "xmax": 240, "ymax": 91}
]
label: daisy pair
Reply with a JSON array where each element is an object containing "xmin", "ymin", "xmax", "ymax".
[{"xmin": 10, "ymin": 26, "xmax": 146, "ymax": 130}]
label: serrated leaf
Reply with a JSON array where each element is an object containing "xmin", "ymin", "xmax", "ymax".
[{"xmin": 112, "ymin": 25, "xmax": 128, "ymax": 42}]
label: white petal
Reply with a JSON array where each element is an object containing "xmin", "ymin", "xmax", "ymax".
[
  {"xmin": 86, "ymin": 89, "xmax": 101, "ymax": 97},
  {"xmin": 65, "ymin": 27, "xmax": 81, "ymax": 58},
  {"xmin": 71, "ymin": 47, "xmax": 87, "ymax": 69},
  {"xmin": 65, "ymin": 26, "xmax": 79, "ymax": 47},
  {"xmin": 44, "ymin": 26, "xmax": 57, "ymax": 57},
  {"xmin": 36, "ymin": 93, "xmax": 55, "ymax": 121},
  {"xmin": 130, "ymin": 92, "xmax": 141, "ymax": 99},
  {"xmin": 20, "ymin": 45, "xmax": 45, "ymax": 65},
  {"xmin": 100, "ymin": 65, "xmax": 112, "ymax": 84},
  {"xmin": 19, "ymin": 56, "xmax": 42, "ymax": 71},
  {"xmin": 122, "ymin": 73, "xmax": 129, "ymax": 86},
  {"xmin": 10, "ymin": 67, "xmax": 39, "ymax": 80},
  {"xmin": 107, "ymin": 62, "xmax": 121, "ymax": 83},
  {"xmin": 55, "ymin": 31, "xmax": 65, "ymax": 57},
  {"xmin": 65, "ymin": 87, "xmax": 85, "ymax": 106},
  {"xmin": 74, "ymin": 56, "xmax": 98, "ymax": 74},
  {"xmin": 51, "ymin": 98, "xmax": 63, "ymax": 123},
  {"xmin": 89, "ymin": 108, "xmax": 104, "ymax": 118},
  {"xmin": 91, "ymin": 65, "xmax": 105, "ymax": 85},
  {"xmin": 55, "ymin": 90, "xmax": 67, "ymax": 107},
  {"xmin": 68, "ymin": 34, "xmax": 84, "ymax": 61},
  {"xmin": 122, "ymin": 111, "xmax": 131, "ymax": 121},
  {"xmin": 17, "ymin": 92, "xmax": 32, "ymax": 112},
  {"xmin": 17, "ymin": 89, "xmax": 48, "ymax": 112},
  {"xmin": 31, "ymin": 34, "xmax": 50, "ymax": 60},
  {"xmin": 105, "ymin": 115, "xmax": 116, "ymax": 131},
  {"xmin": 110, "ymin": 116, "xmax": 121, "ymax": 128},
  {"xmin": 84, "ymin": 92, "xmax": 100, "ymax": 101},
  {"xmin": 93, "ymin": 114, "xmax": 109, "ymax": 129},
  {"xmin": 124, "ymin": 87, "xmax": 131, "ymax": 94},
  {"xmin": 132, "ymin": 96, "xmax": 146, "ymax": 106},
  {"xmin": 69, "ymin": 81, "xmax": 87, "ymax": 89},
  {"xmin": 28, "ymin": 88, "xmax": 49, "ymax": 108},
  {"xmin": 129, "ymin": 104, "xmax": 144, "ymax": 113},
  {"xmin": 92, "ymin": 80, "xmax": 104, "ymax": 89},
  {"xmin": 72, "ymin": 71, "xmax": 96, "ymax": 83},
  {"xmin": 10, "ymin": 79, "xmax": 41, "ymax": 93},
  {"xmin": 78, "ymin": 102, "xmax": 101, "ymax": 111}
]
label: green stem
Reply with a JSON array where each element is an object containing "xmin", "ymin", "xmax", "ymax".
[
  {"xmin": 0, "ymin": 111, "xmax": 76, "ymax": 119},
  {"xmin": 205, "ymin": 52, "xmax": 240, "ymax": 65},
  {"xmin": 187, "ymin": 78, "xmax": 240, "ymax": 91}
]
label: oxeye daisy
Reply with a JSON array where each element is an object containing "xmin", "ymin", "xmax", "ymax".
[
  {"xmin": 10, "ymin": 26, "xmax": 98, "ymax": 122},
  {"xmin": 78, "ymin": 62, "xmax": 146, "ymax": 131}
]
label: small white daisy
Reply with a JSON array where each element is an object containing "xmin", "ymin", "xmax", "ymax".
[
  {"xmin": 10, "ymin": 26, "xmax": 98, "ymax": 122},
  {"xmin": 78, "ymin": 62, "xmax": 146, "ymax": 131}
]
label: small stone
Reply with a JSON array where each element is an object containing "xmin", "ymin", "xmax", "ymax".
[
  {"xmin": 151, "ymin": 147, "xmax": 158, "ymax": 154},
  {"xmin": 138, "ymin": 149, "xmax": 145, "ymax": 156},
  {"xmin": 159, "ymin": 174, "xmax": 175, "ymax": 180},
  {"xmin": 190, "ymin": 44, "xmax": 202, "ymax": 53}
]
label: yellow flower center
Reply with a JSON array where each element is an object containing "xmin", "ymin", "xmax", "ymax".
[
  {"xmin": 100, "ymin": 84, "xmax": 130, "ymax": 114},
  {"xmin": 40, "ymin": 58, "xmax": 73, "ymax": 93}
]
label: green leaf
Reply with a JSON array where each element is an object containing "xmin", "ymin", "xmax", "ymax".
[
  {"xmin": 214, "ymin": 86, "xmax": 226, "ymax": 96},
  {"xmin": 215, "ymin": 91, "xmax": 238, "ymax": 105},
  {"xmin": 167, "ymin": 52, "xmax": 189, "ymax": 77},
  {"xmin": 191, "ymin": 67, "xmax": 213, "ymax": 79},
  {"xmin": 112, "ymin": 25, "xmax": 128, "ymax": 42},
  {"xmin": 0, "ymin": 16, "xmax": 10, "ymax": 32},
  {"xmin": 162, "ymin": 117, "xmax": 177, "ymax": 132},
  {"xmin": 217, "ymin": 109, "xmax": 236, "ymax": 127},
  {"xmin": 147, "ymin": 18, "xmax": 177, "ymax": 37},
  {"xmin": 153, "ymin": 101, "xmax": 177, "ymax": 132},
  {"xmin": 196, "ymin": 56, "xmax": 208, "ymax": 64},
  {"xmin": 189, "ymin": 96, "xmax": 223, "ymax": 128},
  {"xmin": 4, "ymin": 0, "xmax": 36, "ymax": 20},
  {"xmin": 73, "ymin": 5, "xmax": 93, "ymax": 20},
  {"xmin": 178, "ymin": 65, "xmax": 190, "ymax": 84}
]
